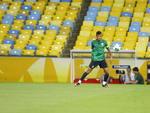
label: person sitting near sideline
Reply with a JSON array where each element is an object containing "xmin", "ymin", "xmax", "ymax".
[{"xmin": 125, "ymin": 67, "xmax": 144, "ymax": 84}]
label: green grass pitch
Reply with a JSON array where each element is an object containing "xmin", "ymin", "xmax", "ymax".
[{"xmin": 0, "ymin": 83, "xmax": 149, "ymax": 113}]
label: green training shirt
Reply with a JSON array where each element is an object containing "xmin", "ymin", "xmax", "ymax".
[
  {"xmin": 91, "ymin": 39, "xmax": 108, "ymax": 61},
  {"xmin": 134, "ymin": 73, "xmax": 144, "ymax": 84}
]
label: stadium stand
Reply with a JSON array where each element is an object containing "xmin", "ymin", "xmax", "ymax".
[
  {"xmin": 74, "ymin": 0, "xmax": 150, "ymax": 58},
  {"xmin": 0, "ymin": 0, "xmax": 83, "ymax": 57},
  {"xmin": 0, "ymin": 0, "xmax": 149, "ymax": 58}
]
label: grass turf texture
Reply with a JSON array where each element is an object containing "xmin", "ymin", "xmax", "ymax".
[{"xmin": 0, "ymin": 83, "xmax": 149, "ymax": 113}]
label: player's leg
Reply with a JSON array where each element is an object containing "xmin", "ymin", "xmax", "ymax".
[
  {"xmin": 75, "ymin": 61, "xmax": 97, "ymax": 86},
  {"xmin": 102, "ymin": 67, "xmax": 109, "ymax": 87},
  {"xmin": 99, "ymin": 60, "xmax": 109, "ymax": 87}
]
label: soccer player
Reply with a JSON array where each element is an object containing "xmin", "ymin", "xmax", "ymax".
[{"xmin": 75, "ymin": 31, "xmax": 112, "ymax": 87}]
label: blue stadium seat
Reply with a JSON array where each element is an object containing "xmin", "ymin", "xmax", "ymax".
[
  {"xmin": 61, "ymin": 0, "xmax": 71, "ymax": 2},
  {"xmin": 2, "ymin": 19, "xmax": 13, "ymax": 25},
  {"xmin": 95, "ymin": 21, "xmax": 106, "ymax": 26},
  {"xmin": 36, "ymin": 25, "xmax": 47, "ymax": 31},
  {"xmin": 30, "ymin": 10, "xmax": 41, "ymax": 16},
  {"xmin": 28, "ymin": 15, "xmax": 40, "ymax": 20},
  {"xmin": 121, "ymin": 12, "xmax": 133, "ymax": 17},
  {"xmin": 2, "ymin": 14, "xmax": 14, "ymax": 24},
  {"xmin": 131, "ymin": 22, "xmax": 141, "ymax": 27},
  {"xmin": 129, "ymin": 26, "xmax": 140, "ymax": 32},
  {"xmin": 0, "ymin": 4, "xmax": 8, "ymax": 10},
  {"xmin": 92, "ymin": 0, "xmax": 103, "ymax": 2},
  {"xmin": 14, "ymin": 0, "xmax": 25, "ymax": 2},
  {"xmin": 108, "ymin": 16, "xmax": 119, "ymax": 22},
  {"xmin": 21, "ymin": 5, "xmax": 32, "ymax": 11},
  {"xmin": 16, "ymin": 14, "xmax": 27, "ymax": 20},
  {"xmin": 89, "ymin": 7, "xmax": 99, "ymax": 12},
  {"xmin": 9, "ymin": 49, "xmax": 22, "ymax": 56},
  {"xmin": 26, "ymin": 44, "xmax": 37, "ymax": 50},
  {"xmin": 8, "ymin": 30, "xmax": 20, "ymax": 36},
  {"xmin": 50, "ymin": 0, "xmax": 61, "ymax": 2},
  {"xmin": 100, "ymin": 6, "xmax": 111, "ymax": 12},
  {"xmin": 24, "ymin": 25, "xmax": 35, "ymax": 30},
  {"xmin": 3, "ymin": 39, "xmax": 15, "ymax": 45},
  {"xmin": 146, "ymin": 8, "xmax": 150, "ymax": 13},
  {"xmin": 84, "ymin": 16, "xmax": 96, "ymax": 21},
  {"xmin": 3, "ymin": 14, "xmax": 14, "ymax": 20},
  {"xmin": 87, "ymin": 12, "xmax": 98, "ymax": 18},
  {"xmin": 49, "ymin": 25, "xmax": 60, "ymax": 33},
  {"xmin": 63, "ymin": 20, "xmax": 74, "ymax": 29},
  {"xmin": 139, "ymin": 32, "xmax": 150, "ymax": 37},
  {"xmin": 107, "ymin": 21, "xmax": 118, "ymax": 26}
]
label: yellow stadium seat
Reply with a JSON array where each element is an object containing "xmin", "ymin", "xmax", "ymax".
[
  {"xmin": 127, "ymin": 32, "xmax": 138, "ymax": 37},
  {"xmin": 0, "ymin": 24, "xmax": 10, "ymax": 31},
  {"xmin": 103, "ymin": 36, "xmax": 113, "ymax": 42},
  {"xmin": 140, "ymin": 27, "xmax": 150, "ymax": 32},
  {"xmin": 93, "ymin": 26, "xmax": 104, "ymax": 32},
  {"xmin": 75, "ymin": 40, "xmax": 87, "ymax": 47},
  {"xmin": 103, "ymin": 31, "xmax": 115, "ymax": 37},
  {"xmin": 105, "ymin": 26, "xmax": 116, "ymax": 32},
  {"xmin": 0, "ymin": 49, "xmax": 9, "ymax": 56},
  {"xmin": 38, "ymin": 45, "xmax": 51, "ymax": 50},
  {"xmin": 102, "ymin": 2, "xmax": 113, "ymax": 7},
  {"xmin": 138, "ymin": 37, "xmax": 149, "ymax": 43},
  {"xmin": 33, "ymin": 30, "xmax": 44, "ymax": 35},
  {"xmin": 41, "ymin": 40, "xmax": 53, "ymax": 46},
  {"xmin": 115, "ymin": 31, "xmax": 127, "ymax": 37},
  {"xmin": 0, "ymin": 44, "xmax": 11, "ymax": 50},
  {"xmin": 26, "ymin": 20, "xmax": 38, "ymax": 26},
  {"xmin": 142, "ymin": 22, "xmax": 150, "ymax": 27},
  {"xmin": 79, "ymin": 30, "xmax": 91, "ymax": 37},
  {"xmin": 83, "ymin": 21, "xmax": 94, "ymax": 27},
  {"xmin": 11, "ymin": 24, "xmax": 23, "ymax": 31},
  {"xmin": 81, "ymin": 25, "xmax": 93, "ymax": 31},
  {"xmin": 134, "ymin": 12, "xmax": 144, "ymax": 17},
  {"xmin": 119, "ymin": 22, "xmax": 130, "ymax": 29},
  {"xmin": 113, "ymin": 36, "xmax": 125, "ymax": 42},
  {"xmin": 14, "ymin": 44, "xmax": 26, "ymax": 50},
  {"xmin": 50, "ymin": 20, "xmax": 62, "ymax": 27},
  {"xmin": 145, "ymin": 52, "xmax": 150, "ymax": 58},
  {"xmin": 16, "ymin": 39, "xmax": 28, "ymax": 45},
  {"xmin": 116, "ymin": 27, "xmax": 127, "ymax": 32},
  {"xmin": 18, "ymin": 34, "xmax": 31, "ymax": 41},
  {"xmin": 29, "ymin": 39, "xmax": 40, "ymax": 46},
  {"xmin": 123, "ymin": 7, "xmax": 134, "ymax": 13},
  {"xmin": 110, "ymin": 11, "xmax": 121, "ymax": 17},
  {"xmin": 45, "ymin": 30, "xmax": 57, "ymax": 37},
  {"xmin": 132, "ymin": 17, "xmax": 143, "ymax": 22},
  {"xmin": 38, "ymin": 20, "xmax": 50, "ymax": 26},
  {"xmin": 19, "ymin": 10, "xmax": 29, "ymax": 16},
  {"xmin": 143, "ymin": 17, "xmax": 150, "ymax": 22},
  {"xmin": 22, "ymin": 50, "xmax": 35, "ymax": 56},
  {"xmin": 120, "ymin": 17, "xmax": 131, "ymax": 22},
  {"xmin": 7, "ymin": 10, "xmax": 18, "ymax": 16},
  {"xmin": 36, "ymin": 50, "xmax": 48, "ymax": 56},
  {"xmin": 125, "ymin": 36, "xmax": 138, "ymax": 42},
  {"xmin": 49, "ymin": 50, "xmax": 61, "ymax": 57},
  {"xmin": 96, "ymin": 16, "xmax": 108, "ymax": 22},
  {"xmin": 90, "ymin": 2, "xmax": 101, "ymax": 7},
  {"xmin": 44, "ymin": 10, "xmax": 55, "ymax": 15}
]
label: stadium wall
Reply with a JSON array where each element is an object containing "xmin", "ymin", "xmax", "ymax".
[{"xmin": 0, "ymin": 57, "xmax": 148, "ymax": 83}]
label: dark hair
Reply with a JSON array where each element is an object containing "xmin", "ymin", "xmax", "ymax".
[
  {"xmin": 133, "ymin": 67, "xmax": 139, "ymax": 72},
  {"xmin": 96, "ymin": 31, "xmax": 102, "ymax": 36}
]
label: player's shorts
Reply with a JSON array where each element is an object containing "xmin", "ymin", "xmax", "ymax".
[{"xmin": 89, "ymin": 60, "xmax": 108, "ymax": 69}]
